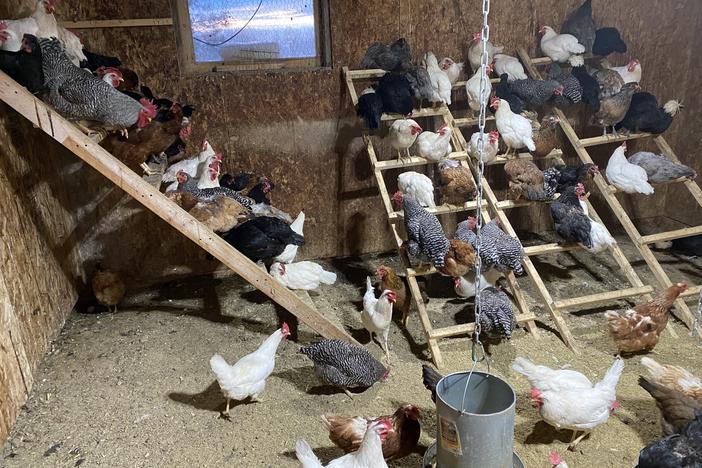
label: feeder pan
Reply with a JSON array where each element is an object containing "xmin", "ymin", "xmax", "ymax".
[{"xmin": 423, "ymin": 442, "xmax": 524, "ymax": 468}]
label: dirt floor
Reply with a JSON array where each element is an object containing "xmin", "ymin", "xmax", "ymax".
[{"xmin": 2, "ymin": 234, "xmax": 701, "ymax": 468}]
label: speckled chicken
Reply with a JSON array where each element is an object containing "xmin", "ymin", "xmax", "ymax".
[
  {"xmin": 638, "ymin": 376, "xmax": 701, "ymax": 436},
  {"xmin": 360, "ymin": 38, "xmax": 411, "ymax": 71},
  {"xmin": 532, "ymin": 115, "xmax": 561, "ymax": 157},
  {"xmin": 561, "ymin": 0, "xmax": 596, "ymax": 53},
  {"xmin": 628, "ymin": 152, "xmax": 696, "ymax": 183},
  {"xmin": 547, "ymin": 64, "xmax": 582, "ymax": 107},
  {"xmin": 455, "ymin": 217, "xmax": 524, "ymax": 275},
  {"xmin": 176, "ymin": 171, "xmax": 255, "ymax": 207},
  {"xmin": 615, "ymin": 92, "xmax": 683, "ymax": 134},
  {"xmin": 299, "ymin": 339, "xmax": 389, "ymax": 397},
  {"xmin": 394, "ymin": 192, "xmax": 450, "ymax": 268},
  {"xmin": 477, "ymin": 286, "xmax": 516, "ymax": 339},
  {"xmin": 593, "ymin": 68, "xmax": 624, "ymax": 99},
  {"xmin": 637, "ymin": 410, "xmax": 702, "ymax": 468},
  {"xmin": 509, "ymin": 78, "xmax": 563, "ymax": 109},
  {"xmin": 595, "ymin": 82, "xmax": 639, "ymax": 136},
  {"xmin": 189, "ymin": 197, "xmax": 248, "ymax": 233},
  {"xmin": 641, "ymin": 357, "xmax": 702, "ymax": 405},
  {"xmin": 438, "ymin": 159, "xmax": 476, "ymax": 205}
]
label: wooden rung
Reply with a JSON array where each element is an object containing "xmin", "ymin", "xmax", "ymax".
[
  {"xmin": 381, "ymin": 106, "xmax": 448, "ymax": 121},
  {"xmin": 609, "ymin": 177, "xmax": 692, "ymax": 193},
  {"xmin": 485, "ymin": 149, "xmax": 563, "ymax": 166},
  {"xmin": 453, "ymin": 77, "xmax": 501, "ymax": 89},
  {"xmin": 430, "ymin": 313, "xmax": 539, "ymax": 339},
  {"xmin": 524, "ymin": 243, "xmax": 580, "ymax": 256},
  {"xmin": 530, "ymin": 54, "xmax": 597, "ymax": 66},
  {"xmin": 374, "ymin": 151, "xmax": 467, "ymax": 170},
  {"xmin": 579, "ymin": 132, "xmax": 650, "ymax": 147},
  {"xmin": 406, "ymin": 266, "xmax": 437, "ymax": 277},
  {"xmin": 390, "ymin": 200, "xmax": 486, "ymax": 219},
  {"xmin": 496, "ymin": 198, "xmax": 557, "ymax": 210},
  {"xmin": 640, "ymin": 225, "xmax": 702, "ymax": 244},
  {"xmin": 554, "ymin": 285, "xmax": 654, "ymax": 311},
  {"xmin": 680, "ymin": 285, "xmax": 701, "ymax": 299},
  {"xmin": 453, "ymin": 115, "xmax": 496, "ymax": 127},
  {"xmin": 346, "ymin": 68, "xmax": 386, "ymax": 79}
]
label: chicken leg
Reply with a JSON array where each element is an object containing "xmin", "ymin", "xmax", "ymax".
[
  {"xmin": 381, "ymin": 328, "xmax": 390, "ymax": 361},
  {"xmin": 343, "ymin": 388, "xmax": 354, "ymax": 399},
  {"xmin": 568, "ymin": 430, "xmax": 589, "ymax": 450}
]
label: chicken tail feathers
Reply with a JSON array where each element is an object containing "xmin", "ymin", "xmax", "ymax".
[
  {"xmin": 596, "ymin": 357, "xmax": 625, "ymax": 391},
  {"xmin": 319, "ymin": 269, "xmax": 337, "ymax": 285},
  {"xmin": 295, "ymin": 439, "xmax": 323, "ymax": 468},
  {"xmin": 209, "ymin": 354, "xmax": 230, "ymax": 378},
  {"xmin": 525, "ymin": 138, "xmax": 536, "ymax": 152},
  {"xmin": 422, "ymin": 364, "xmax": 442, "ymax": 403}
]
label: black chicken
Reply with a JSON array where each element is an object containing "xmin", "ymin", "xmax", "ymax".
[
  {"xmin": 246, "ymin": 178, "xmax": 273, "ymax": 205},
  {"xmin": 356, "ymin": 89, "xmax": 384, "ymax": 129},
  {"xmin": 637, "ymin": 410, "xmax": 702, "ymax": 468},
  {"xmin": 360, "ymin": 38, "xmax": 411, "ymax": 71},
  {"xmin": 221, "ymin": 216, "xmax": 304, "ymax": 262},
  {"xmin": 81, "ymin": 48, "xmax": 122, "ymax": 72},
  {"xmin": 552, "ymin": 162, "xmax": 599, "ymax": 191},
  {"xmin": 670, "ymin": 235, "xmax": 702, "ymax": 256},
  {"xmin": 615, "ymin": 92, "xmax": 683, "ymax": 134},
  {"xmin": 421, "ymin": 364, "xmax": 442, "ymax": 403},
  {"xmin": 491, "ymin": 74, "xmax": 524, "ymax": 115},
  {"xmin": 220, "ymin": 172, "xmax": 253, "ymax": 192},
  {"xmin": 376, "ymin": 72, "xmax": 413, "ymax": 116},
  {"xmin": 570, "ymin": 56, "xmax": 600, "ymax": 112},
  {"xmin": 0, "ymin": 34, "xmax": 43, "ymax": 93},
  {"xmin": 561, "ymin": 0, "xmax": 596, "ymax": 54},
  {"xmin": 593, "ymin": 27, "xmax": 627, "ymax": 56},
  {"xmin": 550, "ymin": 186, "xmax": 592, "ymax": 248}
]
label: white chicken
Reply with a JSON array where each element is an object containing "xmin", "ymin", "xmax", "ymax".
[
  {"xmin": 295, "ymin": 419, "xmax": 391, "ymax": 468},
  {"xmin": 465, "ymin": 63, "xmax": 493, "ymax": 115},
  {"xmin": 490, "ymin": 96, "xmax": 535, "ymax": 154},
  {"xmin": 468, "ymin": 32, "xmax": 504, "ymax": 72},
  {"xmin": 397, "ymin": 171, "xmax": 435, "ymax": 208},
  {"xmin": 56, "ymin": 25, "xmax": 88, "ymax": 65},
  {"xmin": 274, "ymin": 210, "xmax": 305, "ymax": 264},
  {"xmin": 415, "ymin": 123, "xmax": 452, "ymax": 163},
  {"xmin": 549, "ymin": 452, "xmax": 570, "ymax": 468},
  {"xmin": 209, "ymin": 323, "xmax": 290, "ymax": 414},
  {"xmin": 572, "ymin": 183, "xmax": 617, "ymax": 253},
  {"xmin": 196, "ymin": 152, "xmax": 222, "ymax": 189},
  {"xmin": 606, "ymin": 59, "xmax": 642, "ymax": 84},
  {"xmin": 468, "ymin": 130, "xmax": 500, "ymax": 163},
  {"xmin": 388, "ymin": 119, "xmax": 422, "ymax": 162},
  {"xmin": 493, "ymin": 54, "xmax": 527, "ymax": 81},
  {"xmin": 270, "ymin": 261, "xmax": 336, "ymax": 290},
  {"xmin": 539, "ymin": 25, "xmax": 585, "ymax": 63},
  {"xmin": 361, "ymin": 276, "xmax": 396, "ymax": 359},
  {"xmin": 605, "ymin": 142, "xmax": 654, "ymax": 195},
  {"xmin": 163, "ymin": 139, "xmax": 217, "ymax": 192},
  {"xmin": 423, "ymin": 51, "xmax": 452, "ymax": 105},
  {"xmin": 0, "ymin": 1, "xmax": 45, "ymax": 52},
  {"xmin": 439, "ymin": 57, "xmax": 464, "ymax": 84},
  {"xmin": 513, "ymin": 356, "xmax": 624, "ymax": 449},
  {"xmin": 454, "ymin": 270, "xmax": 502, "ymax": 298}
]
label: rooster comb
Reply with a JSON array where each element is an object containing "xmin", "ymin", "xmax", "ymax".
[{"xmin": 139, "ymin": 98, "xmax": 158, "ymax": 118}]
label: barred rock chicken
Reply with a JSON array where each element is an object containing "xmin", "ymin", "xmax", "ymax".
[
  {"xmin": 274, "ymin": 210, "xmax": 305, "ymax": 264},
  {"xmin": 376, "ymin": 72, "xmax": 413, "ymax": 116},
  {"xmin": 561, "ymin": 0, "xmax": 596, "ymax": 54},
  {"xmin": 416, "ymin": 123, "xmax": 452, "ymax": 162},
  {"xmin": 493, "ymin": 54, "xmax": 527, "ymax": 82},
  {"xmin": 439, "ymin": 57, "xmax": 464, "ymax": 84},
  {"xmin": 270, "ymin": 261, "xmax": 336, "ymax": 290},
  {"xmin": 397, "ymin": 171, "xmax": 435, "ymax": 208},
  {"xmin": 468, "ymin": 130, "xmax": 500, "ymax": 162},
  {"xmin": 606, "ymin": 143, "xmax": 654, "ymax": 194},
  {"xmin": 539, "ymin": 25, "xmax": 585, "ymax": 63},
  {"xmin": 423, "ymin": 51, "xmax": 452, "ymax": 105},
  {"xmin": 593, "ymin": 27, "xmax": 627, "ymax": 57},
  {"xmin": 639, "ymin": 377, "xmax": 701, "ymax": 437},
  {"xmin": 222, "ymin": 216, "xmax": 303, "ymax": 262},
  {"xmin": 595, "ymin": 82, "xmax": 639, "ymax": 136},
  {"xmin": 362, "ymin": 276, "xmax": 396, "ymax": 358},
  {"xmin": 299, "ymin": 339, "xmax": 390, "ymax": 397},
  {"xmin": 438, "ymin": 159, "xmax": 476, "ymax": 205},
  {"xmin": 454, "ymin": 270, "xmax": 502, "ymax": 299},
  {"xmin": 0, "ymin": 34, "xmax": 43, "ymax": 93},
  {"xmin": 360, "ymin": 38, "xmax": 411, "ymax": 71},
  {"xmin": 477, "ymin": 286, "xmax": 516, "ymax": 339},
  {"xmin": 209, "ymin": 323, "xmax": 290, "ymax": 414},
  {"xmin": 532, "ymin": 115, "xmax": 561, "ymax": 157},
  {"xmin": 616, "ymin": 92, "xmax": 683, "ymax": 135},
  {"xmin": 628, "ymin": 152, "xmax": 696, "ymax": 183},
  {"xmin": 491, "ymin": 96, "xmax": 535, "ymax": 154},
  {"xmin": 437, "ymin": 239, "xmax": 477, "ymax": 278},
  {"xmin": 455, "ymin": 217, "xmax": 524, "ymax": 275},
  {"xmin": 188, "ymin": 197, "xmax": 248, "ymax": 233},
  {"xmin": 465, "ymin": 63, "xmax": 493, "ymax": 115},
  {"xmin": 91, "ymin": 265, "xmax": 125, "ymax": 313},
  {"xmin": 570, "ymin": 55, "xmax": 600, "ymax": 112},
  {"xmin": 393, "ymin": 192, "xmax": 450, "ymax": 268},
  {"xmin": 163, "ymin": 139, "xmax": 215, "ymax": 191},
  {"xmin": 467, "ymin": 32, "xmax": 504, "ymax": 72},
  {"xmin": 377, "ymin": 265, "xmax": 411, "ymax": 326},
  {"xmin": 494, "ymin": 74, "xmax": 525, "ymax": 115},
  {"xmin": 176, "ymin": 172, "xmax": 255, "ymax": 207},
  {"xmin": 388, "ymin": 118, "xmax": 422, "ymax": 161},
  {"xmin": 547, "ymin": 64, "xmax": 582, "ymax": 107},
  {"xmin": 504, "ymin": 158, "xmax": 558, "ymax": 201},
  {"xmin": 513, "ymin": 356, "xmax": 625, "ymax": 449},
  {"xmin": 551, "ymin": 161, "xmax": 599, "ymax": 192},
  {"xmin": 297, "ymin": 419, "xmax": 391, "ymax": 468},
  {"xmin": 637, "ymin": 410, "xmax": 702, "ymax": 468},
  {"xmin": 593, "ymin": 68, "xmax": 624, "ymax": 99},
  {"xmin": 641, "ymin": 357, "xmax": 702, "ymax": 405},
  {"xmin": 321, "ymin": 404, "xmax": 420, "ymax": 461},
  {"xmin": 605, "ymin": 58, "xmax": 642, "ymax": 84},
  {"xmin": 509, "ymin": 77, "xmax": 564, "ymax": 109},
  {"xmin": 38, "ymin": 38, "xmax": 156, "ymax": 134},
  {"xmin": 605, "ymin": 283, "xmax": 688, "ymax": 353},
  {"xmin": 356, "ymin": 88, "xmax": 383, "ymax": 129}
]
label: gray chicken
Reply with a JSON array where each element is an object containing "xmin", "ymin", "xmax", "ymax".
[
  {"xmin": 547, "ymin": 64, "xmax": 582, "ymax": 106},
  {"xmin": 360, "ymin": 38, "xmax": 411, "ymax": 71},
  {"xmin": 477, "ymin": 287, "xmax": 517, "ymax": 339},
  {"xmin": 404, "ymin": 64, "xmax": 434, "ymax": 103},
  {"xmin": 455, "ymin": 217, "xmax": 524, "ymax": 275},
  {"xmin": 628, "ymin": 152, "xmax": 697, "ymax": 183},
  {"xmin": 593, "ymin": 68, "xmax": 624, "ymax": 99},
  {"xmin": 38, "ymin": 38, "xmax": 156, "ymax": 134},
  {"xmin": 595, "ymin": 82, "xmax": 639, "ymax": 136},
  {"xmin": 176, "ymin": 172, "xmax": 254, "ymax": 208},
  {"xmin": 561, "ymin": 0, "xmax": 596, "ymax": 54},
  {"xmin": 395, "ymin": 192, "xmax": 450, "ymax": 268},
  {"xmin": 299, "ymin": 339, "xmax": 389, "ymax": 398},
  {"xmin": 509, "ymin": 78, "xmax": 564, "ymax": 109}
]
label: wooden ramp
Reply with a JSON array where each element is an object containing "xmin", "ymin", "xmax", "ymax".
[{"xmin": 0, "ymin": 71, "xmax": 357, "ymax": 345}]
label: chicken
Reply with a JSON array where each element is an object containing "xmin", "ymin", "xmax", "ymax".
[
  {"xmin": 397, "ymin": 171, "xmax": 435, "ymax": 208},
  {"xmin": 477, "ymin": 286, "xmax": 516, "ymax": 339},
  {"xmin": 163, "ymin": 139, "xmax": 215, "ymax": 191},
  {"xmin": 0, "ymin": 2, "xmax": 41, "ymax": 52},
  {"xmin": 639, "ymin": 376, "xmax": 701, "ymax": 436},
  {"xmin": 0, "ymin": 34, "xmax": 43, "ymax": 93},
  {"xmin": 465, "ymin": 63, "xmax": 493, "ymax": 114},
  {"xmin": 616, "ymin": 92, "xmax": 683, "ymax": 135},
  {"xmin": 593, "ymin": 68, "xmax": 624, "ymax": 99},
  {"xmin": 376, "ymin": 72, "xmax": 413, "ymax": 116},
  {"xmin": 595, "ymin": 82, "xmax": 639, "ymax": 136},
  {"xmin": 606, "ymin": 142, "xmax": 654, "ymax": 194},
  {"xmin": 376, "ymin": 266, "xmax": 411, "ymax": 326},
  {"xmin": 439, "ymin": 57, "xmax": 463, "ymax": 84},
  {"xmin": 493, "ymin": 74, "xmax": 525, "ymax": 115},
  {"xmin": 273, "ymin": 210, "xmax": 305, "ymax": 264},
  {"xmin": 551, "ymin": 184, "xmax": 615, "ymax": 252},
  {"xmin": 605, "ymin": 283, "xmax": 689, "ymax": 353},
  {"xmin": 296, "ymin": 419, "xmax": 391, "ymax": 468},
  {"xmin": 504, "ymin": 158, "xmax": 558, "ymax": 201},
  {"xmin": 403, "ymin": 64, "xmax": 434, "ymax": 104},
  {"xmin": 513, "ymin": 356, "xmax": 625, "ymax": 449},
  {"xmin": 437, "ymin": 159, "xmax": 476, "ymax": 205},
  {"xmin": 636, "ymin": 410, "xmax": 702, "ymax": 468},
  {"xmin": 360, "ymin": 38, "xmax": 411, "ymax": 71},
  {"xmin": 221, "ymin": 216, "xmax": 303, "ymax": 262},
  {"xmin": 299, "ymin": 339, "xmax": 389, "ymax": 397},
  {"xmin": 321, "ymin": 404, "xmax": 420, "ymax": 461},
  {"xmin": 81, "ymin": 48, "xmax": 122, "ymax": 72},
  {"xmin": 270, "ymin": 261, "xmax": 336, "ymax": 290},
  {"xmin": 641, "ymin": 357, "xmax": 702, "ymax": 404},
  {"xmin": 209, "ymin": 323, "xmax": 290, "ymax": 414},
  {"xmin": 467, "ymin": 32, "xmax": 503, "ymax": 72},
  {"xmin": 220, "ymin": 171, "xmax": 255, "ymax": 192},
  {"xmin": 491, "ymin": 97, "xmax": 535, "ymax": 156},
  {"xmin": 437, "ymin": 239, "xmax": 477, "ymax": 278},
  {"xmin": 539, "ymin": 25, "xmax": 585, "ymax": 63},
  {"xmin": 667, "ymin": 235, "xmax": 702, "ymax": 256},
  {"xmin": 561, "ymin": 0, "xmax": 596, "ymax": 54},
  {"xmin": 532, "ymin": 115, "xmax": 561, "ymax": 157},
  {"xmin": 361, "ymin": 276, "xmax": 396, "ymax": 358},
  {"xmin": 195, "ymin": 152, "xmax": 222, "ymax": 189},
  {"xmin": 509, "ymin": 77, "xmax": 564, "ymax": 109},
  {"xmin": 38, "ymin": 38, "xmax": 157, "ymax": 135},
  {"xmin": 176, "ymin": 172, "xmax": 255, "ymax": 208},
  {"xmin": 547, "ymin": 64, "xmax": 582, "ymax": 107},
  {"xmin": 493, "ymin": 54, "xmax": 526, "ymax": 82},
  {"xmin": 549, "ymin": 452, "xmax": 570, "ymax": 468},
  {"xmin": 416, "ymin": 123, "xmax": 452, "ymax": 163},
  {"xmin": 96, "ymin": 66, "xmax": 123, "ymax": 88},
  {"xmin": 388, "ymin": 118, "xmax": 422, "ymax": 161},
  {"xmin": 91, "ymin": 265, "xmax": 126, "ymax": 313},
  {"xmin": 468, "ymin": 130, "xmax": 500, "ymax": 163},
  {"xmin": 628, "ymin": 152, "xmax": 696, "ymax": 183},
  {"xmin": 189, "ymin": 197, "xmax": 248, "ymax": 233},
  {"xmin": 421, "ymin": 364, "xmax": 442, "ymax": 403},
  {"xmin": 593, "ymin": 27, "xmax": 627, "ymax": 57},
  {"xmin": 141, "ymin": 152, "xmax": 169, "ymax": 187},
  {"xmin": 356, "ymin": 88, "xmax": 383, "ymax": 129},
  {"xmin": 570, "ymin": 55, "xmax": 600, "ymax": 112},
  {"xmin": 166, "ymin": 190, "xmax": 199, "ymax": 211},
  {"xmin": 551, "ymin": 161, "xmax": 599, "ymax": 192},
  {"xmin": 605, "ymin": 58, "xmax": 642, "ymax": 84},
  {"xmin": 423, "ymin": 51, "xmax": 452, "ymax": 105},
  {"xmin": 393, "ymin": 192, "xmax": 450, "ymax": 268},
  {"xmin": 455, "ymin": 217, "xmax": 524, "ymax": 275},
  {"xmin": 454, "ymin": 270, "xmax": 502, "ymax": 299}
]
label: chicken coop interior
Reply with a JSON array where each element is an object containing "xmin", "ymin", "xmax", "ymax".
[{"xmin": 2, "ymin": 0, "xmax": 702, "ymax": 466}]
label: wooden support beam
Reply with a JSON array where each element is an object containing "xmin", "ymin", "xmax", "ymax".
[
  {"xmin": 389, "ymin": 200, "xmax": 487, "ymax": 220},
  {"xmin": 523, "ymin": 243, "xmax": 580, "ymax": 256},
  {"xmin": 554, "ymin": 286, "xmax": 654, "ymax": 312},
  {"xmin": 374, "ymin": 151, "xmax": 468, "ymax": 171},
  {"xmin": 608, "ymin": 176, "xmax": 691, "ymax": 193},
  {"xmin": 381, "ymin": 106, "xmax": 448, "ymax": 121},
  {"xmin": 640, "ymin": 225, "xmax": 702, "ymax": 244},
  {"xmin": 61, "ymin": 18, "xmax": 174, "ymax": 29},
  {"xmin": 486, "ymin": 149, "xmax": 563, "ymax": 166},
  {"xmin": 680, "ymin": 285, "xmax": 701, "ymax": 299},
  {"xmin": 454, "ymin": 115, "xmax": 495, "ymax": 127},
  {"xmin": 430, "ymin": 313, "xmax": 538, "ymax": 339},
  {"xmin": 579, "ymin": 132, "xmax": 651, "ymax": 147}
]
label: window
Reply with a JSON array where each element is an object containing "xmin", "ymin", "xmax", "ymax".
[{"xmin": 173, "ymin": 0, "xmax": 331, "ymax": 74}]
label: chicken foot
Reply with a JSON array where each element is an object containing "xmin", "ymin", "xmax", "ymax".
[
  {"xmin": 343, "ymin": 388, "xmax": 355, "ymax": 399},
  {"xmin": 568, "ymin": 430, "xmax": 590, "ymax": 450}
]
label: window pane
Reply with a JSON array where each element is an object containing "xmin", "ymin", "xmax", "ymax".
[{"xmin": 188, "ymin": 0, "xmax": 317, "ymax": 63}]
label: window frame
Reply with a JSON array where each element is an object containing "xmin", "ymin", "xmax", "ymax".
[{"xmin": 171, "ymin": 0, "xmax": 332, "ymax": 75}]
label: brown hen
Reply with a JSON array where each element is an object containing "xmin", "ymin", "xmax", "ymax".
[
  {"xmin": 641, "ymin": 357, "xmax": 702, "ymax": 404},
  {"xmin": 376, "ymin": 265, "xmax": 411, "ymax": 326},
  {"xmin": 533, "ymin": 115, "xmax": 561, "ymax": 158},
  {"xmin": 91, "ymin": 266, "xmax": 125, "ymax": 313},
  {"xmin": 639, "ymin": 376, "xmax": 701, "ymax": 436},
  {"xmin": 189, "ymin": 198, "xmax": 249, "ymax": 233},
  {"xmin": 166, "ymin": 190, "xmax": 200, "ymax": 211},
  {"xmin": 504, "ymin": 158, "xmax": 544, "ymax": 200},
  {"xmin": 437, "ymin": 239, "xmax": 477, "ymax": 278},
  {"xmin": 437, "ymin": 159, "xmax": 476, "ymax": 205}
]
